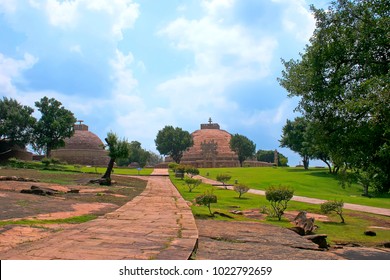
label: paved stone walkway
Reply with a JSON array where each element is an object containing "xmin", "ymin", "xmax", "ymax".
[
  {"xmin": 1, "ymin": 169, "xmax": 198, "ymax": 260},
  {"xmin": 195, "ymin": 176, "xmax": 390, "ymax": 217}
]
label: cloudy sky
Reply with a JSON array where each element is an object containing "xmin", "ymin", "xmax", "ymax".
[{"xmin": 0, "ymin": 0, "xmax": 328, "ymax": 166}]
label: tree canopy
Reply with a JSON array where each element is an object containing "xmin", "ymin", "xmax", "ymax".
[
  {"xmin": 0, "ymin": 97, "xmax": 35, "ymax": 149},
  {"xmin": 229, "ymin": 134, "xmax": 256, "ymax": 167},
  {"xmin": 278, "ymin": 0, "xmax": 390, "ymax": 192},
  {"xmin": 155, "ymin": 125, "xmax": 193, "ymax": 164},
  {"xmin": 256, "ymin": 149, "xmax": 288, "ymax": 167},
  {"xmin": 33, "ymin": 97, "xmax": 76, "ymax": 158}
]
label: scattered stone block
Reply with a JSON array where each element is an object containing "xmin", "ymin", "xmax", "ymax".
[
  {"xmin": 293, "ymin": 211, "xmax": 317, "ymax": 235},
  {"xmin": 304, "ymin": 234, "xmax": 328, "ymax": 249},
  {"xmin": 364, "ymin": 230, "xmax": 377, "ymax": 236}
]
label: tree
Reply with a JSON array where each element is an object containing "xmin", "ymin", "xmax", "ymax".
[
  {"xmin": 184, "ymin": 177, "xmax": 202, "ymax": 192},
  {"xmin": 155, "ymin": 125, "xmax": 193, "ymax": 164},
  {"xmin": 279, "ymin": 0, "xmax": 390, "ymax": 192},
  {"xmin": 195, "ymin": 191, "xmax": 217, "ymax": 216},
  {"xmin": 229, "ymin": 134, "xmax": 256, "ymax": 167},
  {"xmin": 33, "ymin": 97, "xmax": 76, "ymax": 158},
  {"xmin": 101, "ymin": 132, "xmax": 130, "ymax": 184},
  {"xmin": 117, "ymin": 141, "xmax": 150, "ymax": 168},
  {"xmin": 256, "ymin": 149, "xmax": 289, "ymax": 167},
  {"xmin": 0, "ymin": 97, "xmax": 35, "ymax": 152},
  {"xmin": 280, "ymin": 117, "xmax": 311, "ymax": 169}
]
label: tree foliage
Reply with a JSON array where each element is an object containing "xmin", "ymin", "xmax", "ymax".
[
  {"xmin": 155, "ymin": 125, "xmax": 193, "ymax": 164},
  {"xmin": 116, "ymin": 141, "xmax": 150, "ymax": 168},
  {"xmin": 229, "ymin": 134, "xmax": 256, "ymax": 167},
  {"xmin": 0, "ymin": 97, "xmax": 35, "ymax": 149},
  {"xmin": 234, "ymin": 184, "xmax": 249, "ymax": 199},
  {"xmin": 278, "ymin": 0, "xmax": 390, "ymax": 192},
  {"xmin": 33, "ymin": 97, "xmax": 76, "ymax": 158},
  {"xmin": 256, "ymin": 149, "xmax": 288, "ymax": 167}
]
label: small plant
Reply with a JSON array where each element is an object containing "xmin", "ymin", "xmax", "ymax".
[
  {"xmin": 259, "ymin": 205, "xmax": 269, "ymax": 214},
  {"xmin": 195, "ymin": 191, "xmax": 217, "ymax": 216},
  {"xmin": 185, "ymin": 165, "xmax": 199, "ymax": 178},
  {"xmin": 168, "ymin": 163, "xmax": 179, "ymax": 171},
  {"xmin": 184, "ymin": 177, "xmax": 202, "ymax": 192},
  {"xmin": 265, "ymin": 185, "xmax": 294, "ymax": 221},
  {"xmin": 233, "ymin": 184, "xmax": 249, "ymax": 198},
  {"xmin": 320, "ymin": 200, "xmax": 345, "ymax": 223},
  {"xmin": 216, "ymin": 174, "xmax": 232, "ymax": 189}
]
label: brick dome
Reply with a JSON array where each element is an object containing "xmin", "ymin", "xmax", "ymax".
[
  {"xmin": 177, "ymin": 120, "xmax": 240, "ymax": 168},
  {"xmin": 52, "ymin": 122, "xmax": 109, "ymax": 166}
]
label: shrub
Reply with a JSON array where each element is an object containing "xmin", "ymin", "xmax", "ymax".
[
  {"xmin": 265, "ymin": 185, "xmax": 294, "ymax": 221},
  {"xmin": 195, "ymin": 191, "xmax": 217, "ymax": 216},
  {"xmin": 185, "ymin": 165, "xmax": 199, "ymax": 178},
  {"xmin": 168, "ymin": 163, "xmax": 179, "ymax": 171},
  {"xmin": 184, "ymin": 177, "xmax": 202, "ymax": 192},
  {"xmin": 320, "ymin": 200, "xmax": 345, "ymax": 223},
  {"xmin": 234, "ymin": 184, "xmax": 249, "ymax": 198},
  {"xmin": 216, "ymin": 174, "xmax": 232, "ymax": 189}
]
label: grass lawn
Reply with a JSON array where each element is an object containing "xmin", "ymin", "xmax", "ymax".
[
  {"xmin": 170, "ymin": 172, "xmax": 390, "ymax": 246},
  {"xmin": 200, "ymin": 167, "xmax": 390, "ymax": 209}
]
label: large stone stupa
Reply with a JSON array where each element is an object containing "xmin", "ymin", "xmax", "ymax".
[
  {"xmin": 178, "ymin": 118, "xmax": 240, "ymax": 168},
  {"xmin": 51, "ymin": 121, "xmax": 109, "ymax": 166}
]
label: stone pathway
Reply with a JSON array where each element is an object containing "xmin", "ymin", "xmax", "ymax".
[
  {"xmin": 195, "ymin": 176, "xmax": 390, "ymax": 217},
  {"xmin": 1, "ymin": 169, "xmax": 198, "ymax": 260}
]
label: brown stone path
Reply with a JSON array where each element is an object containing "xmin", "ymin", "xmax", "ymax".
[
  {"xmin": 195, "ymin": 176, "xmax": 390, "ymax": 217},
  {"xmin": 1, "ymin": 169, "xmax": 198, "ymax": 260}
]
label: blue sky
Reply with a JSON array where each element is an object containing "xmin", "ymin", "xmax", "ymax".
[{"xmin": 0, "ymin": 0, "xmax": 328, "ymax": 166}]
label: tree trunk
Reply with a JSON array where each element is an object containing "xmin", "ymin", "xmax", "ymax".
[
  {"xmin": 46, "ymin": 147, "xmax": 52, "ymax": 158},
  {"xmin": 321, "ymin": 159, "xmax": 332, "ymax": 174},
  {"xmin": 102, "ymin": 158, "xmax": 115, "ymax": 179},
  {"xmin": 303, "ymin": 155, "xmax": 309, "ymax": 170}
]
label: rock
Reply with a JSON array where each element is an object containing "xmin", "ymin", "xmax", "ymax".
[
  {"xmin": 383, "ymin": 242, "xmax": 390, "ymax": 248},
  {"xmin": 304, "ymin": 234, "xmax": 328, "ymax": 249},
  {"xmin": 289, "ymin": 226, "xmax": 306, "ymax": 236},
  {"xmin": 364, "ymin": 230, "xmax": 377, "ymax": 236},
  {"xmin": 229, "ymin": 210, "xmax": 243, "ymax": 215},
  {"xmin": 293, "ymin": 211, "xmax": 317, "ymax": 235},
  {"xmin": 20, "ymin": 185, "xmax": 59, "ymax": 196}
]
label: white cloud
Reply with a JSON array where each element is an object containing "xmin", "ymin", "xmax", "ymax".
[
  {"xmin": 0, "ymin": 53, "xmax": 39, "ymax": 96},
  {"xmin": 275, "ymin": 0, "xmax": 316, "ymax": 41},
  {"xmin": 0, "ymin": 0, "xmax": 18, "ymax": 13},
  {"xmin": 43, "ymin": 0, "xmax": 139, "ymax": 38}
]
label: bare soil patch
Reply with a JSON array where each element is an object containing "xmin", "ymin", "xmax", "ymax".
[{"xmin": 0, "ymin": 168, "xmax": 147, "ymax": 253}]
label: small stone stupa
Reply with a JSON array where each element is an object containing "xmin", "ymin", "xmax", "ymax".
[{"xmin": 51, "ymin": 121, "xmax": 109, "ymax": 166}]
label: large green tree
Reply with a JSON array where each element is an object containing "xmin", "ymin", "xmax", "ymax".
[
  {"xmin": 155, "ymin": 125, "xmax": 193, "ymax": 164},
  {"xmin": 229, "ymin": 134, "xmax": 256, "ymax": 167},
  {"xmin": 33, "ymin": 97, "xmax": 76, "ymax": 158},
  {"xmin": 279, "ymin": 0, "xmax": 389, "ymax": 192},
  {"xmin": 117, "ymin": 141, "xmax": 150, "ymax": 168},
  {"xmin": 256, "ymin": 149, "xmax": 288, "ymax": 167},
  {"xmin": 0, "ymin": 97, "xmax": 35, "ymax": 150}
]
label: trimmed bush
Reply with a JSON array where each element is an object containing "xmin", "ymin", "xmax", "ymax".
[
  {"xmin": 195, "ymin": 191, "xmax": 217, "ymax": 216},
  {"xmin": 184, "ymin": 177, "xmax": 202, "ymax": 192},
  {"xmin": 320, "ymin": 200, "xmax": 345, "ymax": 223},
  {"xmin": 265, "ymin": 185, "xmax": 294, "ymax": 221},
  {"xmin": 234, "ymin": 184, "xmax": 249, "ymax": 198},
  {"xmin": 216, "ymin": 174, "xmax": 232, "ymax": 189}
]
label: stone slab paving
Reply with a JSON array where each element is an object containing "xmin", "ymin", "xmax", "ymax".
[
  {"xmin": 1, "ymin": 169, "xmax": 198, "ymax": 260},
  {"xmin": 196, "ymin": 176, "xmax": 390, "ymax": 217}
]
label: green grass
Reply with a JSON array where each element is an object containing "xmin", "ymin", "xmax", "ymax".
[
  {"xmin": 170, "ymin": 172, "xmax": 390, "ymax": 246},
  {"xmin": 200, "ymin": 167, "xmax": 390, "ymax": 209},
  {"xmin": 0, "ymin": 215, "xmax": 98, "ymax": 226},
  {"xmin": 79, "ymin": 166, "xmax": 153, "ymax": 176}
]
